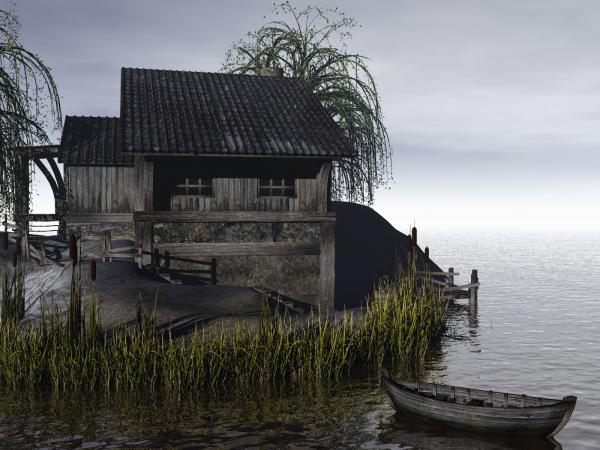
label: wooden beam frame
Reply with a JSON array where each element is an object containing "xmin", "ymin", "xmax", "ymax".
[
  {"xmin": 66, "ymin": 213, "xmax": 134, "ymax": 223},
  {"xmin": 133, "ymin": 211, "xmax": 335, "ymax": 223},
  {"xmin": 316, "ymin": 161, "xmax": 332, "ymax": 212},
  {"xmin": 154, "ymin": 242, "xmax": 320, "ymax": 257},
  {"xmin": 319, "ymin": 221, "xmax": 335, "ymax": 312}
]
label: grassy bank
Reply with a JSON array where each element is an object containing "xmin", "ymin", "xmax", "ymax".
[{"xmin": 0, "ymin": 263, "xmax": 446, "ymax": 398}]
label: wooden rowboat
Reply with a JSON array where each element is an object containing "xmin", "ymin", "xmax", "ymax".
[{"xmin": 380, "ymin": 370, "xmax": 576, "ymax": 437}]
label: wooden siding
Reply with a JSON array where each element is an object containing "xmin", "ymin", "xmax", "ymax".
[
  {"xmin": 170, "ymin": 178, "xmax": 318, "ymax": 212},
  {"xmin": 65, "ymin": 166, "xmax": 135, "ymax": 213}
]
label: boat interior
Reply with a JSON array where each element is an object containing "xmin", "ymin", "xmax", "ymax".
[{"xmin": 397, "ymin": 380, "xmax": 561, "ymax": 408}]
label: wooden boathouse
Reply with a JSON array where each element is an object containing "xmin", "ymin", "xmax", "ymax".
[{"xmin": 18, "ymin": 67, "xmax": 356, "ymax": 310}]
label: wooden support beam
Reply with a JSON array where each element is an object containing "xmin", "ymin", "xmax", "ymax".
[
  {"xmin": 135, "ymin": 156, "xmax": 154, "ymax": 211},
  {"xmin": 319, "ymin": 221, "xmax": 335, "ymax": 312},
  {"xmin": 133, "ymin": 211, "xmax": 335, "ymax": 223},
  {"xmin": 33, "ymin": 158, "xmax": 60, "ymax": 195},
  {"xmin": 47, "ymin": 157, "xmax": 65, "ymax": 194},
  {"xmin": 154, "ymin": 241, "xmax": 320, "ymax": 257},
  {"xmin": 135, "ymin": 221, "xmax": 153, "ymax": 266},
  {"xmin": 65, "ymin": 213, "xmax": 134, "ymax": 223},
  {"xmin": 316, "ymin": 161, "xmax": 332, "ymax": 212}
]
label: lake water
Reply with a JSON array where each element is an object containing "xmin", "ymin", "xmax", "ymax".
[{"xmin": 0, "ymin": 231, "xmax": 598, "ymax": 449}]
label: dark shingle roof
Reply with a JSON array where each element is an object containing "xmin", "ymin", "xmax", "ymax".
[
  {"xmin": 120, "ymin": 68, "xmax": 355, "ymax": 157},
  {"xmin": 59, "ymin": 116, "xmax": 133, "ymax": 166}
]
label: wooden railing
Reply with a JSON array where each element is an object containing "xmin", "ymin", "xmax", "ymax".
[{"xmin": 142, "ymin": 247, "xmax": 217, "ymax": 285}]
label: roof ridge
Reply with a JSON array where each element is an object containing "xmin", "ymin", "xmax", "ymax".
[
  {"xmin": 121, "ymin": 66, "xmax": 299, "ymax": 81},
  {"xmin": 65, "ymin": 115, "xmax": 120, "ymax": 120}
]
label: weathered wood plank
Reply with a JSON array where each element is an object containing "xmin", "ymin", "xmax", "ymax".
[
  {"xmin": 66, "ymin": 213, "xmax": 134, "ymax": 223},
  {"xmin": 155, "ymin": 242, "xmax": 320, "ymax": 257},
  {"xmin": 145, "ymin": 160, "xmax": 153, "ymax": 211},
  {"xmin": 319, "ymin": 221, "xmax": 335, "ymax": 312},
  {"xmin": 111, "ymin": 167, "xmax": 118, "ymax": 211},
  {"xmin": 135, "ymin": 220, "xmax": 153, "ymax": 266},
  {"xmin": 134, "ymin": 211, "xmax": 335, "ymax": 223},
  {"xmin": 316, "ymin": 162, "xmax": 331, "ymax": 212},
  {"xmin": 135, "ymin": 156, "xmax": 145, "ymax": 211}
]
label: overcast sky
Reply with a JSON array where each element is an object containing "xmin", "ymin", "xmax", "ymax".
[{"xmin": 12, "ymin": 0, "xmax": 600, "ymax": 232}]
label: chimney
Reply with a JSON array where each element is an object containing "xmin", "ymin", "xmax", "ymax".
[{"xmin": 259, "ymin": 67, "xmax": 284, "ymax": 77}]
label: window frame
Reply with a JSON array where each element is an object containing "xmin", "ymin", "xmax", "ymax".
[
  {"xmin": 173, "ymin": 177, "xmax": 213, "ymax": 197},
  {"xmin": 258, "ymin": 178, "xmax": 296, "ymax": 198}
]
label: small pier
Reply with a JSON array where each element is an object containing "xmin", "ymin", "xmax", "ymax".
[
  {"xmin": 408, "ymin": 226, "xmax": 480, "ymax": 303},
  {"xmin": 420, "ymin": 268, "xmax": 480, "ymax": 302}
]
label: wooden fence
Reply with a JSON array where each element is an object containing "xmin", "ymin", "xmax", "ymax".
[{"xmin": 143, "ymin": 247, "xmax": 217, "ymax": 285}]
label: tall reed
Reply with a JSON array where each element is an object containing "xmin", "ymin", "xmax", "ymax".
[
  {"xmin": 0, "ymin": 266, "xmax": 446, "ymax": 398},
  {"xmin": 1, "ymin": 235, "xmax": 25, "ymax": 323}
]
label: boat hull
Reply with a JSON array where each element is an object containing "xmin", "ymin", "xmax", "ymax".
[{"xmin": 381, "ymin": 376, "xmax": 576, "ymax": 437}]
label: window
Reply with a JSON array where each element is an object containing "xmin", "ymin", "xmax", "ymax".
[
  {"xmin": 174, "ymin": 178, "xmax": 213, "ymax": 196},
  {"xmin": 259, "ymin": 178, "xmax": 295, "ymax": 197}
]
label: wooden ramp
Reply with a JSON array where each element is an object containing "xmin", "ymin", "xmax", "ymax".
[{"xmin": 252, "ymin": 286, "xmax": 316, "ymax": 314}]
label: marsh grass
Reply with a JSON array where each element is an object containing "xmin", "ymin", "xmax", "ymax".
[
  {"xmin": 0, "ymin": 263, "xmax": 446, "ymax": 399},
  {"xmin": 1, "ymin": 237, "xmax": 25, "ymax": 323}
]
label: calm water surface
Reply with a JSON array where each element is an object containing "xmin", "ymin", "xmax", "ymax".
[{"xmin": 0, "ymin": 231, "xmax": 597, "ymax": 449}]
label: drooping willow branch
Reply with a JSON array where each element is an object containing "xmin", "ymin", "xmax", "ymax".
[
  {"xmin": 223, "ymin": 2, "xmax": 392, "ymax": 204},
  {"xmin": 0, "ymin": 8, "xmax": 62, "ymax": 216}
]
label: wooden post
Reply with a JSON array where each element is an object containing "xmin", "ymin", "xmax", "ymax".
[
  {"xmin": 40, "ymin": 237, "xmax": 47, "ymax": 265},
  {"xmin": 135, "ymin": 221, "xmax": 153, "ymax": 267},
  {"xmin": 448, "ymin": 267, "xmax": 454, "ymax": 287},
  {"xmin": 470, "ymin": 269, "xmax": 478, "ymax": 302},
  {"xmin": 316, "ymin": 161, "xmax": 332, "ymax": 212},
  {"xmin": 107, "ymin": 231, "xmax": 113, "ymax": 262},
  {"xmin": 319, "ymin": 221, "xmax": 336, "ymax": 313},
  {"xmin": 153, "ymin": 248, "xmax": 160, "ymax": 272},
  {"xmin": 22, "ymin": 230, "xmax": 30, "ymax": 261},
  {"xmin": 137, "ymin": 244, "xmax": 142, "ymax": 269},
  {"xmin": 211, "ymin": 258, "xmax": 217, "ymax": 284},
  {"xmin": 135, "ymin": 156, "xmax": 154, "ymax": 211},
  {"xmin": 102, "ymin": 231, "xmax": 107, "ymax": 262},
  {"xmin": 164, "ymin": 250, "xmax": 171, "ymax": 271}
]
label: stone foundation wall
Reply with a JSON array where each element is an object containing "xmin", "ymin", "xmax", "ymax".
[{"xmin": 155, "ymin": 222, "xmax": 320, "ymax": 301}]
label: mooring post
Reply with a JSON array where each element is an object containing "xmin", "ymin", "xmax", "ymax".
[
  {"xmin": 448, "ymin": 267, "xmax": 454, "ymax": 287},
  {"xmin": 470, "ymin": 269, "xmax": 478, "ymax": 302},
  {"xmin": 137, "ymin": 244, "xmax": 142, "ymax": 269}
]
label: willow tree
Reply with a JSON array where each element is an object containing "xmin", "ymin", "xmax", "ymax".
[
  {"xmin": 223, "ymin": 3, "xmax": 391, "ymax": 205},
  {"xmin": 0, "ymin": 9, "xmax": 61, "ymax": 218}
]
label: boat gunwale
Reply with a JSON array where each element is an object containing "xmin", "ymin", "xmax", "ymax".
[
  {"xmin": 382, "ymin": 374, "xmax": 576, "ymax": 412},
  {"xmin": 381, "ymin": 374, "xmax": 577, "ymax": 410}
]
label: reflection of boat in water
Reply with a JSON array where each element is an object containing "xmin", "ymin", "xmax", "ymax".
[
  {"xmin": 381, "ymin": 371, "xmax": 576, "ymax": 438},
  {"xmin": 379, "ymin": 408, "xmax": 564, "ymax": 450}
]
